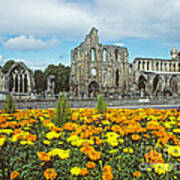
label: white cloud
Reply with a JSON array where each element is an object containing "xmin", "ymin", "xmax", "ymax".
[
  {"xmin": 3, "ymin": 36, "xmax": 60, "ymax": 51},
  {"xmin": 0, "ymin": 0, "xmax": 180, "ymax": 43},
  {"xmin": 0, "ymin": 55, "xmax": 3, "ymax": 62},
  {"xmin": 115, "ymin": 43, "xmax": 125, "ymax": 47}
]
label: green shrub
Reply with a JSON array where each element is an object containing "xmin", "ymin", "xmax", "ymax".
[
  {"xmin": 54, "ymin": 93, "xmax": 71, "ymax": 126},
  {"xmin": 3, "ymin": 93, "xmax": 16, "ymax": 114},
  {"xmin": 96, "ymin": 94, "xmax": 108, "ymax": 113}
]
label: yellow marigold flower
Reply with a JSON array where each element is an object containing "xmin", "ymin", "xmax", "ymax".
[
  {"xmin": 152, "ymin": 163, "xmax": 171, "ymax": 175},
  {"xmin": 48, "ymin": 148, "xmax": 70, "ymax": 159},
  {"xmin": 44, "ymin": 168, "xmax": 57, "ymax": 180},
  {"xmin": 173, "ymin": 129, "xmax": 180, "ymax": 133},
  {"xmin": 118, "ymin": 138, "xmax": 124, "ymax": 143},
  {"xmin": 0, "ymin": 137, "xmax": 6, "ymax": 146},
  {"xmin": 70, "ymin": 167, "xmax": 81, "ymax": 176},
  {"xmin": 46, "ymin": 131, "xmax": 61, "ymax": 140},
  {"xmin": 43, "ymin": 140, "xmax": 51, "ymax": 145},
  {"xmin": 10, "ymin": 171, "xmax": 20, "ymax": 179},
  {"xmin": 0, "ymin": 129, "xmax": 13, "ymax": 135},
  {"xmin": 165, "ymin": 145, "xmax": 180, "ymax": 157},
  {"xmin": 20, "ymin": 140, "xmax": 34, "ymax": 145},
  {"xmin": 109, "ymin": 149, "xmax": 118, "ymax": 154}
]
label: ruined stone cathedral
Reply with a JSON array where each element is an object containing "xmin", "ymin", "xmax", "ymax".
[{"xmin": 70, "ymin": 27, "xmax": 180, "ymax": 98}]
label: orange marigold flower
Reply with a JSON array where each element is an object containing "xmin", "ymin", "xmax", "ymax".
[
  {"xmin": 103, "ymin": 165, "xmax": 112, "ymax": 173},
  {"xmin": 86, "ymin": 162, "xmax": 96, "ymax": 169},
  {"xmin": 89, "ymin": 150, "xmax": 101, "ymax": 161},
  {"xmin": 10, "ymin": 171, "xmax": 20, "ymax": 179},
  {"xmin": 133, "ymin": 171, "xmax": 141, "ymax": 178},
  {"xmin": 26, "ymin": 134, "xmax": 37, "ymax": 142},
  {"xmin": 102, "ymin": 173, "xmax": 113, "ymax": 180},
  {"xmin": 132, "ymin": 134, "xmax": 141, "ymax": 141},
  {"xmin": 63, "ymin": 122, "xmax": 76, "ymax": 131},
  {"xmin": 44, "ymin": 168, "xmax": 57, "ymax": 180},
  {"xmin": 37, "ymin": 152, "xmax": 51, "ymax": 162},
  {"xmin": 80, "ymin": 168, "xmax": 88, "ymax": 176}
]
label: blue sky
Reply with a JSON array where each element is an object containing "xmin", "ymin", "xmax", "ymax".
[{"xmin": 0, "ymin": 0, "xmax": 180, "ymax": 70}]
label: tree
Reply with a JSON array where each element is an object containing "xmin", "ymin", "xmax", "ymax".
[
  {"xmin": 96, "ymin": 94, "xmax": 108, "ymax": 114},
  {"xmin": 34, "ymin": 70, "xmax": 46, "ymax": 94},
  {"xmin": 4, "ymin": 93, "xmax": 16, "ymax": 114},
  {"xmin": 3, "ymin": 60, "xmax": 15, "ymax": 73},
  {"xmin": 54, "ymin": 93, "xmax": 71, "ymax": 126},
  {"xmin": 44, "ymin": 63, "xmax": 70, "ymax": 94}
]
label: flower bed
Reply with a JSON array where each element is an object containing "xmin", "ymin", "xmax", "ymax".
[{"xmin": 0, "ymin": 108, "xmax": 180, "ymax": 179}]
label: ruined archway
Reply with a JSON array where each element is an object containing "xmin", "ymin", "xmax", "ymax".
[
  {"xmin": 153, "ymin": 75, "xmax": 163, "ymax": 96},
  {"xmin": 170, "ymin": 75, "xmax": 178, "ymax": 94},
  {"xmin": 88, "ymin": 81, "xmax": 99, "ymax": 97},
  {"xmin": 7, "ymin": 62, "xmax": 33, "ymax": 93},
  {"xmin": 138, "ymin": 75, "xmax": 147, "ymax": 97}
]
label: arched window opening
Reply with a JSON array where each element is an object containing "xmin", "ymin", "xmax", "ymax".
[
  {"xmin": 165, "ymin": 63, "xmax": 167, "ymax": 71},
  {"xmin": 147, "ymin": 62, "xmax": 149, "ymax": 71},
  {"xmin": 24, "ymin": 74, "xmax": 28, "ymax": 93},
  {"xmin": 91, "ymin": 48, "xmax": 95, "ymax": 62},
  {"xmin": 156, "ymin": 62, "xmax": 159, "ymax": 71},
  {"xmin": 174, "ymin": 63, "xmax": 176, "ymax": 71},
  {"xmin": 115, "ymin": 49, "xmax": 118, "ymax": 61},
  {"xmin": 169, "ymin": 63, "xmax": 172, "ymax": 71},
  {"xmin": 103, "ymin": 49, "xmax": 107, "ymax": 62},
  {"xmin": 160, "ymin": 63, "xmax": 163, "ymax": 71},
  {"xmin": 138, "ymin": 61, "xmax": 141, "ymax": 70},
  {"xmin": 116, "ymin": 69, "xmax": 119, "ymax": 86},
  {"xmin": 15, "ymin": 75, "xmax": 18, "ymax": 92},
  {"xmin": 20, "ymin": 74, "xmax": 23, "ymax": 93}
]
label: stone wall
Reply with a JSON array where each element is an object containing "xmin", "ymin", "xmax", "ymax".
[{"xmin": 1, "ymin": 98, "xmax": 180, "ymax": 110}]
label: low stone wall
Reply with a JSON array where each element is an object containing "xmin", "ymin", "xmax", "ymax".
[{"xmin": 0, "ymin": 97, "xmax": 180, "ymax": 109}]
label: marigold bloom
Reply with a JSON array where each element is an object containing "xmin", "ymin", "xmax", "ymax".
[
  {"xmin": 37, "ymin": 152, "xmax": 51, "ymax": 162},
  {"xmin": 80, "ymin": 168, "xmax": 88, "ymax": 176},
  {"xmin": 89, "ymin": 150, "xmax": 101, "ymax": 161},
  {"xmin": 86, "ymin": 161, "xmax": 96, "ymax": 169},
  {"xmin": 44, "ymin": 168, "xmax": 57, "ymax": 180},
  {"xmin": 70, "ymin": 167, "xmax": 81, "ymax": 176},
  {"xmin": 10, "ymin": 171, "xmax": 20, "ymax": 179},
  {"xmin": 133, "ymin": 171, "xmax": 141, "ymax": 178},
  {"xmin": 132, "ymin": 134, "xmax": 141, "ymax": 141}
]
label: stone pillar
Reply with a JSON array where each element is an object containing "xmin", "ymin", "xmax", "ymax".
[
  {"xmin": 12, "ymin": 74, "xmax": 16, "ymax": 92},
  {"xmin": 159, "ymin": 62, "xmax": 161, "ymax": 71},
  {"xmin": 18, "ymin": 74, "xmax": 20, "ymax": 93}
]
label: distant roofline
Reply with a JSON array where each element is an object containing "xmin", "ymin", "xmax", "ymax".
[{"xmin": 134, "ymin": 57, "xmax": 171, "ymax": 61}]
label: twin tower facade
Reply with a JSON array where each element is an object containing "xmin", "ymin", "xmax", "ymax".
[{"xmin": 70, "ymin": 27, "xmax": 180, "ymax": 98}]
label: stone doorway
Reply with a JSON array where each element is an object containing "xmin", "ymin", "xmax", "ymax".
[{"xmin": 88, "ymin": 81, "xmax": 99, "ymax": 98}]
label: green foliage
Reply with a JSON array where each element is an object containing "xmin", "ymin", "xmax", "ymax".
[
  {"xmin": 45, "ymin": 63, "xmax": 70, "ymax": 93},
  {"xmin": 33, "ymin": 70, "xmax": 46, "ymax": 93},
  {"xmin": 96, "ymin": 94, "xmax": 108, "ymax": 113},
  {"xmin": 2, "ymin": 60, "xmax": 15, "ymax": 73},
  {"xmin": 55, "ymin": 93, "xmax": 71, "ymax": 126},
  {"xmin": 3, "ymin": 93, "xmax": 16, "ymax": 114}
]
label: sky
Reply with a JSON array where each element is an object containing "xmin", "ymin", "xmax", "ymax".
[{"xmin": 0, "ymin": 0, "xmax": 180, "ymax": 71}]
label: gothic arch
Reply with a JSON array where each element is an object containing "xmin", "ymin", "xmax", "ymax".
[
  {"xmin": 170, "ymin": 75, "xmax": 178, "ymax": 94},
  {"xmin": 88, "ymin": 81, "xmax": 99, "ymax": 97},
  {"xmin": 138, "ymin": 75, "xmax": 147, "ymax": 97},
  {"xmin": 153, "ymin": 75, "xmax": 164, "ymax": 96},
  {"xmin": 6, "ymin": 62, "xmax": 33, "ymax": 93}
]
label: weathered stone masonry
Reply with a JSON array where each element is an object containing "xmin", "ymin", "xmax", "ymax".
[
  {"xmin": 70, "ymin": 28, "xmax": 129, "ymax": 98},
  {"xmin": 70, "ymin": 27, "xmax": 180, "ymax": 98}
]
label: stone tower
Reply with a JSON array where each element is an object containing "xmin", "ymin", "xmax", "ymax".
[{"xmin": 70, "ymin": 27, "xmax": 129, "ymax": 98}]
